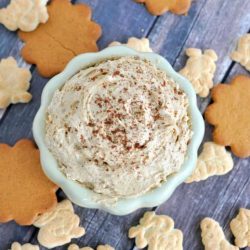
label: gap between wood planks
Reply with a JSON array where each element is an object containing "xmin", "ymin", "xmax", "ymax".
[{"xmin": 171, "ymin": 3, "xmax": 207, "ymax": 68}]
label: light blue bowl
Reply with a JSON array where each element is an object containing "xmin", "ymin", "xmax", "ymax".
[{"xmin": 33, "ymin": 46, "xmax": 204, "ymax": 215}]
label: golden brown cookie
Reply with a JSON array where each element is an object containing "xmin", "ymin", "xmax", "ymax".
[
  {"xmin": 205, "ymin": 75, "xmax": 250, "ymax": 158},
  {"xmin": 18, "ymin": 0, "xmax": 102, "ymax": 77},
  {"xmin": 135, "ymin": 0, "xmax": 192, "ymax": 16},
  {"xmin": 0, "ymin": 139, "xmax": 58, "ymax": 225}
]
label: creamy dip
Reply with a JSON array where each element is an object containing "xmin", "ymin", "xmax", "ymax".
[{"xmin": 45, "ymin": 56, "xmax": 192, "ymax": 201}]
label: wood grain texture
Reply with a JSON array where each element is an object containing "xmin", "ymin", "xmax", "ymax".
[
  {"xmin": 0, "ymin": 0, "xmax": 249, "ymax": 249},
  {"xmin": 81, "ymin": 0, "xmax": 157, "ymax": 49}
]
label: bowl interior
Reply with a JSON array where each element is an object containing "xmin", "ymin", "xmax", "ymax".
[{"xmin": 33, "ymin": 46, "xmax": 204, "ymax": 215}]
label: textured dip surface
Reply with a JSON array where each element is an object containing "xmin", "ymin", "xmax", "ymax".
[{"xmin": 45, "ymin": 56, "xmax": 192, "ymax": 202}]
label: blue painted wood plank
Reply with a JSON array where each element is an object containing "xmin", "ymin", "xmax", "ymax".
[{"xmin": 79, "ymin": 0, "xmax": 157, "ymax": 49}]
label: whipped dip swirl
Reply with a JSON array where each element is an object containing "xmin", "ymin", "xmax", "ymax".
[{"xmin": 45, "ymin": 56, "xmax": 192, "ymax": 201}]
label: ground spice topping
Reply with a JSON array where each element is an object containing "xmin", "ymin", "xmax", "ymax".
[{"xmin": 45, "ymin": 56, "xmax": 192, "ymax": 202}]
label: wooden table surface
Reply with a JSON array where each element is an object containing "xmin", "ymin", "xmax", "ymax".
[{"xmin": 0, "ymin": 0, "xmax": 250, "ymax": 249}]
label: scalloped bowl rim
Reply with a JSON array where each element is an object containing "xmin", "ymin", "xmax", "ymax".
[{"xmin": 33, "ymin": 46, "xmax": 204, "ymax": 215}]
